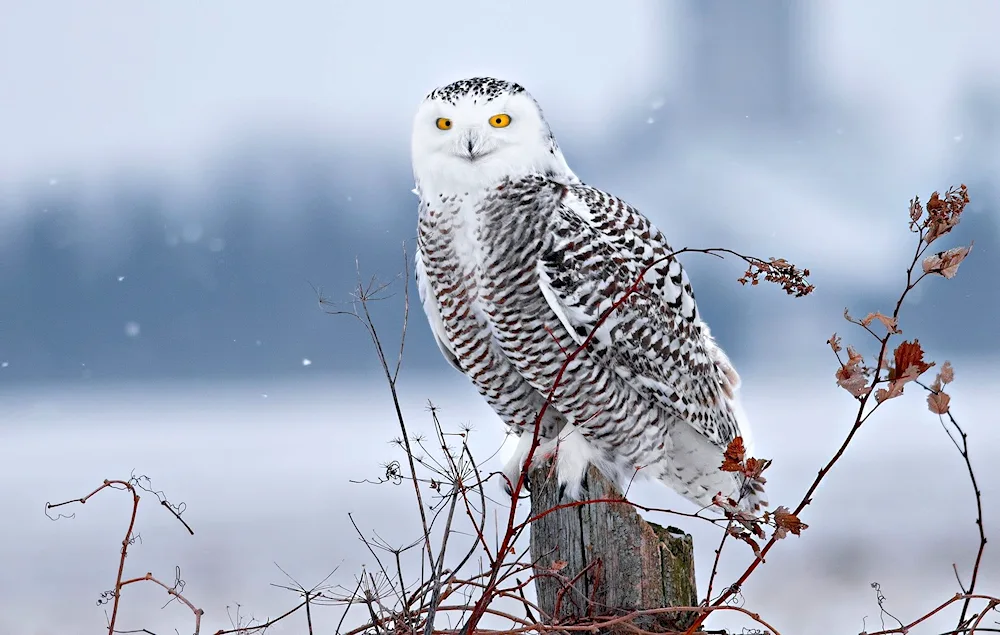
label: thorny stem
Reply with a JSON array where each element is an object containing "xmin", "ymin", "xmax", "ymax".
[
  {"xmin": 861, "ymin": 593, "xmax": 999, "ymax": 635},
  {"xmin": 117, "ymin": 573, "xmax": 205, "ymax": 634},
  {"xmin": 433, "ymin": 603, "xmax": 784, "ymax": 635},
  {"xmin": 703, "ymin": 519, "xmax": 734, "ymax": 606},
  {"xmin": 45, "ymin": 478, "xmax": 202, "ymax": 635},
  {"xmin": 110, "ymin": 484, "xmax": 141, "ymax": 635},
  {"xmin": 916, "ymin": 380, "xmax": 989, "ymax": 632}
]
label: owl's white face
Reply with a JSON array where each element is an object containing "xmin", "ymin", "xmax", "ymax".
[{"xmin": 411, "ymin": 78, "xmax": 573, "ymax": 196}]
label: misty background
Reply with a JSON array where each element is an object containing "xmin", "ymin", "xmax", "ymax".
[{"xmin": 1, "ymin": 1, "xmax": 998, "ymax": 634}]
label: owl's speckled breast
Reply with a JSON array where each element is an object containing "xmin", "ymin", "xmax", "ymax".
[{"xmin": 416, "ymin": 181, "xmax": 568, "ymax": 440}]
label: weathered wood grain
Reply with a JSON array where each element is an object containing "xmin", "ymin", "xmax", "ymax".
[{"xmin": 528, "ymin": 460, "xmax": 698, "ymax": 632}]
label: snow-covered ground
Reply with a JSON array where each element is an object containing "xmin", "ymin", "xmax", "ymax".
[{"xmin": 2, "ymin": 361, "xmax": 997, "ymax": 634}]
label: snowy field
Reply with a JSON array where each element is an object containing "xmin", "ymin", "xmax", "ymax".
[{"xmin": 1, "ymin": 360, "xmax": 997, "ymax": 635}]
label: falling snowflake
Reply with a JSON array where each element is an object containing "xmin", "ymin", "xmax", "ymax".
[
  {"xmin": 302, "ymin": 358, "xmax": 312, "ymax": 366},
  {"xmin": 124, "ymin": 322, "xmax": 141, "ymax": 337}
]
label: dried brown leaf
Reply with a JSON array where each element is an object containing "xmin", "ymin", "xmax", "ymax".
[
  {"xmin": 939, "ymin": 361, "xmax": 954, "ymax": 385},
  {"xmin": 927, "ymin": 391, "xmax": 951, "ymax": 415},
  {"xmin": 923, "ymin": 185, "xmax": 969, "ymax": 244},
  {"xmin": 861, "ymin": 311, "xmax": 901, "ymax": 334},
  {"xmin": 720, "ymin": 436, "xmax": 746, "ymax": 472},
  {"xmin": 909, "ymin": 197, "xmax": 923, "ymax": 225},
  {"xmin": 773, "ymin": 506, "xmax": 808, "ymax": 537},
  {"xmin": 743, "ymin": 457, "xmax": 771, "ymax": 483},
  {"xmin": 926, "ymin": 191, "xmax": 943, "ymax": 212},
  {"xmin": 875, "ymin": 382, "xmax": 905, "ymax": 403},
  {"xmin": 827, "ymin": 333, "xmax": 842, "ymax": 353},
  {"xmin": 738, "ymin": 257, "xmax": 815, "ymax": 296},
  {"xmin": 713, "ymin": 493, "xmax": 741, "ymax": 516},
  {"xmin": 922, "ymin": 243, "xmax": 973, "ymax": 279},
  {"xmin": 890, "ymin": 340, "xmax": 933, "ymax": 382},
  {"xmin": 550, "ymin": 560, "xmax": 568, "ymax": 572},
  {"xmin": 836, "ymin": 346, "xmax": 870, "ymax": 397},
  {"xmin": 879, "ymin": 343, "xmax": 934, "ymax": 403}
]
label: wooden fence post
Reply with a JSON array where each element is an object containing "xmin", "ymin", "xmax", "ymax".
[{"xmin": 528, "ymin": 460, "xmax": 699, "ymax": 632}]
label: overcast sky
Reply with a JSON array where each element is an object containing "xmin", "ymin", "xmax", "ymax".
[{"xmin": 2, "ymin": 0, "xmax": 999, "ymax": 185}]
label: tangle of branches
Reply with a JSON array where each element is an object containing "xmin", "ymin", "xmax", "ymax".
[{"xmin": 44, "ymin": 185, "xmax": 996, "ymax": 635}]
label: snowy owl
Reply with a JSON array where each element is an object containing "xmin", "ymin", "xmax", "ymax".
[{"xmin": 411, "ymin": 77, "xmax": 765, "ymax": 512}]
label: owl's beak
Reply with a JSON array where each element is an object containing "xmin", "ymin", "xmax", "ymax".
[{"xmin": 459, "ymin": 129, "xmax": 491, "ymax": 162}]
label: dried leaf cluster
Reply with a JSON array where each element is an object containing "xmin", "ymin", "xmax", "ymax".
[
  {"xmin": 831, "ymin": 185, "xmax": 971, "ymax": 410},
  {"xmin": 737, "ymin": 257, "xmax": 815, "ymax": 297},
  {"xmin": 913, "ymin": 186, "xmax": 974, "ymax": 278},
  {"xmin": 910, "ymin": 185, "xmax": 969, "ymax": 243},
  {"xmin": 927, "ymin": 361, "xmax": 955, "ymax": 415},
  {"xmin": 714, "ymin": 437, "xmax": 805, "ymax": 560}
]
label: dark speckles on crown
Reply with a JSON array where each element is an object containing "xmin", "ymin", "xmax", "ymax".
[{"xmin": 428, "ymin": 77, "xmax": 526, "ymax": 105}]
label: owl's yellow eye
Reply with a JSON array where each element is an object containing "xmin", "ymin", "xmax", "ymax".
[
  {"xmin": 436, "ymin": 117, "xmax": 452, "ymax": 130},
  {"xmin": 489, "ymin": 113, "xmax": 511, "ymax": 128}
]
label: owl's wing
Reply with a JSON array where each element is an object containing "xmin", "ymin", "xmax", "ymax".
[
  {"xmin": 536, "ymin": 184, "xmax": 742, "ymax": 448},
  {"xmin": 415, "ymin": 248, "xmax": 462, "ymax": 372}
]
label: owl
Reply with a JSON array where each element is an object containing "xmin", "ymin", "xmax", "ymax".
[{"xmin": 411, "ymin": 77, "xmax": 765, "ymax": 512}]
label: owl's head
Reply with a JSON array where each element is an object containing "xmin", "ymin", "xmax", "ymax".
[{"xmin": 411, "ymin": 77, "xmax": 573, "ymax": 194}]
